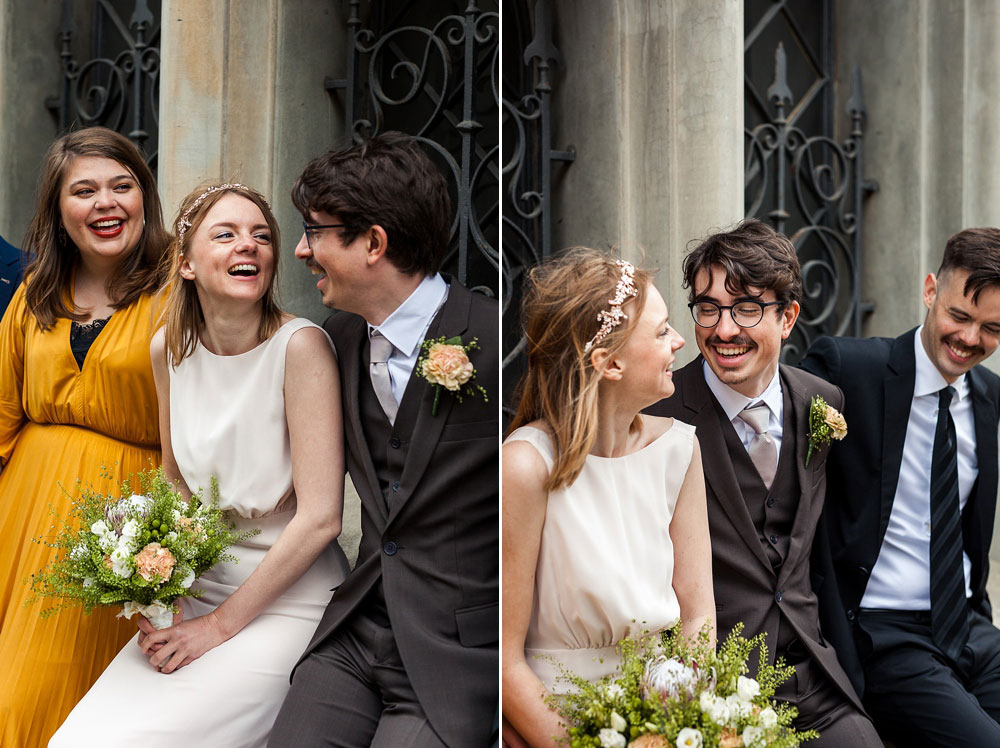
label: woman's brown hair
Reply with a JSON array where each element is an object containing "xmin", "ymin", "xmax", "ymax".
[
  {"xmin": 23, "ymin": 126, "xmax": 170, "ymax": 330},
  {"xmin": 508, "ymin": 247, "xmax": 653, "ymax": 491},
  {"xmin": 159, "ymin": 182, "xmax": 283, "ymax": 366}
]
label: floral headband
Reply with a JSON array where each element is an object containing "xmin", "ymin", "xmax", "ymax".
[
  {"xmin": 176, "ymin": 183, "xmax": 270, "ymax": 237},
  {"xmin": 584, "ymin": 259, "xmax": 638, "ymax": 353}
]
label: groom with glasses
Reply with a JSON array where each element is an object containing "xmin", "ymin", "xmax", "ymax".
[
  {"xmin": 649, "ymin": 219, "xmax": 881, "ymax": 746},
  {"xmin": 269, "ymin": 132, "xmax": 498, "ymax": 747}
]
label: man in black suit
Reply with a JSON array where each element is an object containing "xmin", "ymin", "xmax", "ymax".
[
  {"xmin": 269, "ymin": 133, "xmax": 498, "ymax": 747},
  {"xmin": 800, "ymin": 228, "xmax": 1000, "ymax": 746},
  {"xmin": 0, "ymin": 234, "xmax": 25, "ymax": 318}
]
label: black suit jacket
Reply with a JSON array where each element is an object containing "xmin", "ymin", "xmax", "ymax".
[
  {"xmin": 0, "ymin": 235, "xmax": 24, "ymax": 320},
  {"xmin": 299, "ymin": 278, "xmax": 499, "ymax": 747},
  {"xmin": 648, "ymin": 358, "xmax": 864, "ymax": 713},
  {"xmin": 800, "ymin": 329, "xmax": 1000, "ymax": 695}
]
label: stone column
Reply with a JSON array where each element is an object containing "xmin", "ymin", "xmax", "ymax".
[
  {"xmin": 0, "ymin": 1, "xmax": 81, "ymax": 244},
  {"xmin": 159, "ymin": 0, "xmax": 344, "ymax": 321},
  {"xmin": 836, "ymin": 0, "xmax": 1000, "ymax": 339},
  {"xmin": 551, "ymin": 0, "xmax": 743, "ymax": 365}
]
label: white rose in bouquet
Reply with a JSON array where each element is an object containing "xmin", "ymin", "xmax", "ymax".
[
  {"xmin": 599, "ymin": 728, "xmax": 627, "ymax": 748},
  {"xmin": 736, "ymin": 675, "xmax": 760, "ymax": 702},
  {"xmin": 742, "ymin": 726, "xmax": 764, "ymax": 747},
  {"xmin": 675, "ymin": 728, "xmax": 703, "ymax": 748}
]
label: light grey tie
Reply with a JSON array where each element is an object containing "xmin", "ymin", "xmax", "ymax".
[
  {"xmin": 737, "ymin": 402, "xmax": 777, "ymax": 489},
  {"xmin": 369, "ymin": 330, "xmax": 398, "ymax": 425}
]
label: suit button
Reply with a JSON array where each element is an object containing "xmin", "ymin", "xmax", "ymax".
[
  {"xmin": 383, "ymin": 541, "xmax": 397, "ymax": 556},
  {"xmin": 847, "ymin": 609, "xmax": 856, "ymax": 621},
  {"xmin": 775, "ymin": 590, "xmax": 783, "ymax": 603},
  {"xmin": 390, "ymin": 437, "xmax": 401, "ymax": 449},
  {"xmin": 392, "ymin": 481, "xmax": 400, "ymax": 492},
  {"xmin": 858, "ymin": 566, "xmax": 869, "ymax": 576},
  {"xmin": 769, "ymin": 534, "xmax": 778, "ymax": 545},
  {"xmin": 766, "ymin": 498, "xmax": 775, "ymax": 508}
]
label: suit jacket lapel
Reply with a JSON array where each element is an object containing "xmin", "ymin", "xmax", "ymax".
[
  {"xmin": 684, "ymin": 361, "xmax": 773, "ymax": 570},
  {"xmin": 781, "ymin": 366, "xmax": 822, "ymax": 583},
  {"xmin": 388, "ymin": 280, "xmax": 472, "ymax": 526},
  {"xmin": 879, "ymin": 329, "xmax": 917, "ymax": 540},
  {"xmin": 340, "ymin": 314, "xmax": 388, "ymax": 522},
  {"xmin": 968, "ymin": 367, "xmax": 998, "ymax": 564}
]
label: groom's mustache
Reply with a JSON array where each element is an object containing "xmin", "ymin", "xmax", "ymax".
[{"xmin": 706, "ymin": 334, "xmax": 756, "ymax": 348}]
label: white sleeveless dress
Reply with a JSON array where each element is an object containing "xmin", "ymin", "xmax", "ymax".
[
  {"xmin": 50, "ymin": 318, "xmax": 350, "ymax": 747},
  {"xmin": 505, "ymin": 420, "xmax": 694, "ymax": 692}
]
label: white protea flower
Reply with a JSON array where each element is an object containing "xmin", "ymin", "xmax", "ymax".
[{"xmin": 643, "ymin": 655, "xmax": 714, "ymax": 702}]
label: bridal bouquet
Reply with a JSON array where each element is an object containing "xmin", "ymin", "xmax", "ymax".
[
  {"xmin": 551, "ymin": 623, "xmax": 817, "ymax": 748},
  {"xmin": 28, "ymin": 467, "xmax": 255, "ymax": 629}
]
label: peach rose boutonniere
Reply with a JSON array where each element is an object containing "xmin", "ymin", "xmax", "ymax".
[
  {"xmin": 805, "ymin": 395, "xmax": 847, "ymax": 466},
  {"xmin": 418, "ymin": 335, "xmax": 488, "ymax": 415}
]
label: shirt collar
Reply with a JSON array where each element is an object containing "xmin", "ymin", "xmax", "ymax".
[
  {"xmin": 702, "ymin": 359, "xmax": 783, "ymax": 422},
  {"xmin": 913, "ymin": 325, "xmax": 970, "ymax": 401},
  {"xmin": 368, "ymin": 273, "xmax": 448, "ymax": 356}
]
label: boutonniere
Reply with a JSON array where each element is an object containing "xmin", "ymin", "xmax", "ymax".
[
  {"xmin": 805, "ymin": 395, "xmax": 847, "ymax": 466},
  {"xmin": 417, "ymin": 335, "xmax": 488, "ymax": 416}
]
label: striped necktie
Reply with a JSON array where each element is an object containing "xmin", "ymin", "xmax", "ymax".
[{"xmin": 929, "ymin": 385, "xmax": 969, "ymax": 661}]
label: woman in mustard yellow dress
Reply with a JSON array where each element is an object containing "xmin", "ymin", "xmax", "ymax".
[{"xmin": 0, "ymin": 127, "xmax": 169, "ymax": 747}]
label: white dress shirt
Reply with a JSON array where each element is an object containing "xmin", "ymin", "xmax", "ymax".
[
  {"xmin": 703, "ymin": 361, "xmax": 784, "ymax": 456},
  {"xmin": 367, "ymin": 273, "xmax": 448, "ymax": 406},
  {"xmin": 860, "ymin": 327, "xmax": 976, "ymax": 610}
]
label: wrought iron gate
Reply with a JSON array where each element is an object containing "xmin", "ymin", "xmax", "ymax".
[
  {"xmin": 500, "ymin": 0, "xmax": 573, "ymax": 417},
  {"xmin": 745, "ymin": 0, "xmax": 876, "ymax": 360},
  {"xmin": 329, "ymin": 0, "xmax": 499, "ymax": 297},
  {"xmin": 48, "ymin": 0, "xmax": 161, "ymax": 167}
]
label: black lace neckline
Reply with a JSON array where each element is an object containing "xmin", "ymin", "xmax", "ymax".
[
  {"xmin": 71, "ymin": 316, "xmax": 111, "ymax": 334},
  {"xmin": 70, "ymin": 315, "xmax": 112, "ymax": 368}
]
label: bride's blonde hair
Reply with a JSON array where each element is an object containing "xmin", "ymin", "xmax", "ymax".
[{"xmin": 508, "ymin": 247, "xmax": 653, "ymax": 491}]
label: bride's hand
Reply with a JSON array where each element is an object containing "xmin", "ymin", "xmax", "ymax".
[
  {"xmin": 136, "ymin": 608, "xmax": 184, "ymax": 652},
  {"xmin": 139, "ymin": 611, "xmax": 228, "ymax": 674}
]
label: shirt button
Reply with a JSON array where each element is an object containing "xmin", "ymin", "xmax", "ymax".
[
  {"xmin": 390, "ymin": 437, "xmax": 401, "ymax": 449},
  {"xmin": 392, "ymin": 481, "xmax": 400, "ymax": 492},
  {"xmin": 766, "ymin": 498, "xmax": 775, "ymax": 508},
  {"xmin": 769, "ymin": 534, "xmax": 778, "ymax": 544},
  {"xmin": 383, "ymin": 541, "xmax": 397, "ymax": 556},
  {"xmin": 775, "ymin": 590, "xmax": 783, "ymax": 603}
]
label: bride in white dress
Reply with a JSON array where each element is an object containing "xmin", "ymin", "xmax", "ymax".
[
  {"xmin": 50, "ymin": 183, "xmax": 350, "ymax": 747},
  {"xmin": 501, "ymin": 249, "xmax": 716, "ymax": 748}
]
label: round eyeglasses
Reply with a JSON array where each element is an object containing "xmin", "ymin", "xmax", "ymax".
[{"xmin": 688, "ymin": 299, "xmax": 786, "ymax": 329}]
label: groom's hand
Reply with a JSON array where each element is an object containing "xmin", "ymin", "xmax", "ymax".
[{"xmin": 136, "ymin": 609, "xmax": 184, "ymax": 653}]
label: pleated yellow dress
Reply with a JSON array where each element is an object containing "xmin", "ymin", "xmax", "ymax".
[{"xmin": 0, "ymin": 285, "xmax": 160, "ymax": 747}]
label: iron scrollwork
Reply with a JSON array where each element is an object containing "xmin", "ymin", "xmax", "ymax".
[
  {"xmin": 48, "ymin": 0, "xmax": 160, "ymax": 166},
  {"xmin": 746, "ymin": 43, "xmax": 877, "ymax": 361},
  {"xmin": 329, "ymin": 0, "xmax": 499, "ymax": 297},
  {"xmin": 501, "ymin": 0, "xmax": 574, "ymax": 417}
]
